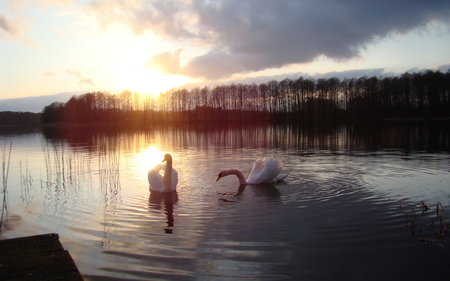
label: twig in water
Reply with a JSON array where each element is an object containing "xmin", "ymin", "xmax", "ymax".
[
  {"xmin": 405, "ymin": 200, "xmax": 450, "ymax": 246},
  {"xmin": 436, "ymin": 202, "xmax": 448, "ymax": 238}
]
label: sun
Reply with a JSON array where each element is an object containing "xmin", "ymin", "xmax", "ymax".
[{"xmin": 115, "ymin": 64, "xmax": 192, "ymax": 97}]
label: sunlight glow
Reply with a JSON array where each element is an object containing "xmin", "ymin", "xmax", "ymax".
[
  {"xmin": 136, "ymin": 146, "xmax": 165, "ymax": 175},
  {"xmin": 115, "ymin": 64, "xmax": 193, "ymax": 97}
]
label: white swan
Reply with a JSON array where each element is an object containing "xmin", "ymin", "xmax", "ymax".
[
  {"xmin": 216, "ymin": 157, "xmax": 287, "ymax": 185},
  {"xmin": 148, "ymin": 153, "xmax": 178, "ymax": 193}
]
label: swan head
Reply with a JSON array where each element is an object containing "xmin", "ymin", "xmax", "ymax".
[
  {"xmin": 216, "ymin": 171, "xmax": 226, "ymax": 182},
  {"xmin": 163, "ymin": 153, "xmax": 173, "ymax": 164}
]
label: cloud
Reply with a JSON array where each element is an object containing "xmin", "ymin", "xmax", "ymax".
[
  {"xmin": 43, "ymin": 71, "xmax": 55, "ymax": 77},
  {"xmin": 84, "ymin": 1, "xmax": 194, "ymax": 37},
  {"xmin": 313, "ymin": 68, "xmax": 389, "ymax": 80},
  {"xmin": 84, "ymin": 0, "xmax": 450, "ymax": 79},
  {"xmin": 0, "ymin": 13, "xmax": 36, "ymax": 45},
  {"xmin": 65, "ymin": 69, "xmax": 95, "ymax": 86},
  {"xmin": 189, "ymin": 68, "xmax": 391, "ymax": 88},
  {"xmin": 436, "ymin": 63, "xmax": 450, "ymax": 73},
  {"xmin": 38, "ymin": 0, "xmax": 76, "ymax": 5},
  {"xmin": 0, "ymin": 14, "xmax": 19, "ymax": 37},
  {"xmin": 147, "ymin": 49, "xmax": 182, "ymax": 74}
]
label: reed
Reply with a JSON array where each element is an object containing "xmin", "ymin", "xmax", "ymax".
[
  {"xmin": 98, "ymin": 137, "xmax": 121, "ymax": 203},
  {"xmin": 1, "ymin": 142, "xmax": 12, "ymax": 233},
  {"xmin": 20, "ymin": 160, "xmax": 33, "ymax": 204},
  {"xmin": 39, "ymin": 139, "xmax": 122, "ymax": 214},
  {"xmin": 404, "ymin": 200, "xmax": 449, "ymax": 245}
]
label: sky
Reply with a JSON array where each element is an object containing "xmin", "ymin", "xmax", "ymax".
[{"xmin": 1, "ymin": 0, "xmax": 450, "ymax": 100}]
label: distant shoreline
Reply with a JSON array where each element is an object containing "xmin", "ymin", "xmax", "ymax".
[{"xmin": 0, "ymin": 111, "xmax": 41, "ymax": 128}]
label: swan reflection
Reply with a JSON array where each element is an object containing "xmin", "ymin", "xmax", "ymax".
[
  {"xmin": 245, "ymin": 183, "xmax": 282, "ymax": 197},
  {"xmin": 149, "ymin": 191, "xmax": 178, "ymax": 234},
  {"xmin": 218, "ymin": 183, "xmax": 282, "ymax": 204}
]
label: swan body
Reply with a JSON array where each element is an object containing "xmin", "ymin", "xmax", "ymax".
[
  {"xmin": 148, "ymin": 154, "xmax": 178, "ymax": 193},
  {"xmin": 217, "ymin": 157, "xmax": 287, "ymax": 185}
]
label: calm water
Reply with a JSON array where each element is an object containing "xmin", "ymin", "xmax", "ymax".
[{"xmin": 1, "ymin": 123, "xmax": 450, "ymax": 280}]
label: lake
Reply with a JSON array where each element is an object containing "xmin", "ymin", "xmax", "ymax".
[{"xmin": 1, "ymin": 122, "xmax": 449, "ymax": 280}]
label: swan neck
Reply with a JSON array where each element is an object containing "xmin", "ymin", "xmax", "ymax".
[
  {"xmin": 164, "ymin": 162, "xmax": 172, "ymax": 191},
  {"xmin": 225, "ymin": 169, "xmax": 247, "ymax": 185}
]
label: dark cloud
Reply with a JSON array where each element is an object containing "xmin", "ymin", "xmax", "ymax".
[
  {"xmin": 65, "ymin": 69, "xmax": 95, "ymax": 86},
  {"xmin": 85, "ymin": 0, "xmax": 450, "ymax": 79},
  {"xmin": 181, "ymin": 49, "xmax": 245, "ymax": 79}
]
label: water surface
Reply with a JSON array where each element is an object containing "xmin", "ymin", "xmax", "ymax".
[{"xmin": 1, "ymin": 123, "xmax": 449, "ymax": 280}]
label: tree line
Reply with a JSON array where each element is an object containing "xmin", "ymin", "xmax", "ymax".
[
  {"xmin": 0, "ymin": 111, "xmax": 41, "ymax": 127},
  {"xmin": 41, "ymin": 70, "xmax": 450, "ymax": 126}
]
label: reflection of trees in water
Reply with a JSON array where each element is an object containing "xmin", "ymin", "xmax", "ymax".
[
  {"xmin": 345, "ymin": 122, "xmax": 450, "ymax": 153},
  {"xmin": 42, "ymin": 122, "xmax": 450, "ymax": 153}
]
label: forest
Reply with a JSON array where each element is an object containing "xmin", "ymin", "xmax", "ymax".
[
  {"xmin": 0, "ymin": 111, "xmax": 41, "ymax": 127},
  {"xmin": 41, "ymin": 70, "xmax": 449, "ymax": 126}
]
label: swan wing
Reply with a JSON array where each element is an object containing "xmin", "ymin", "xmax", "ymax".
[
  {"xmin": 148, "ymin": 165, "xmax": 164, "ymax": 192},
  {"xmin": 246, "ymin": 158, "xmax": 264, "ymax": 184},
  {"xmin": 170, "ymin": 168, "xmax": 178, "ymax": 191},
  {"xmin": 247, "ymin": 157, "xmax": 283, "ymax": 184}
]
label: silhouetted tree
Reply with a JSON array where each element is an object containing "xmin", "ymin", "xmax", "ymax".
[
  {"xmin": 42, "ymin": 102, "xmax": 64, "ymax": 123},
  {"xmin": 39, "ymin": 70, "xmax": 450, "ymax": 126}
]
